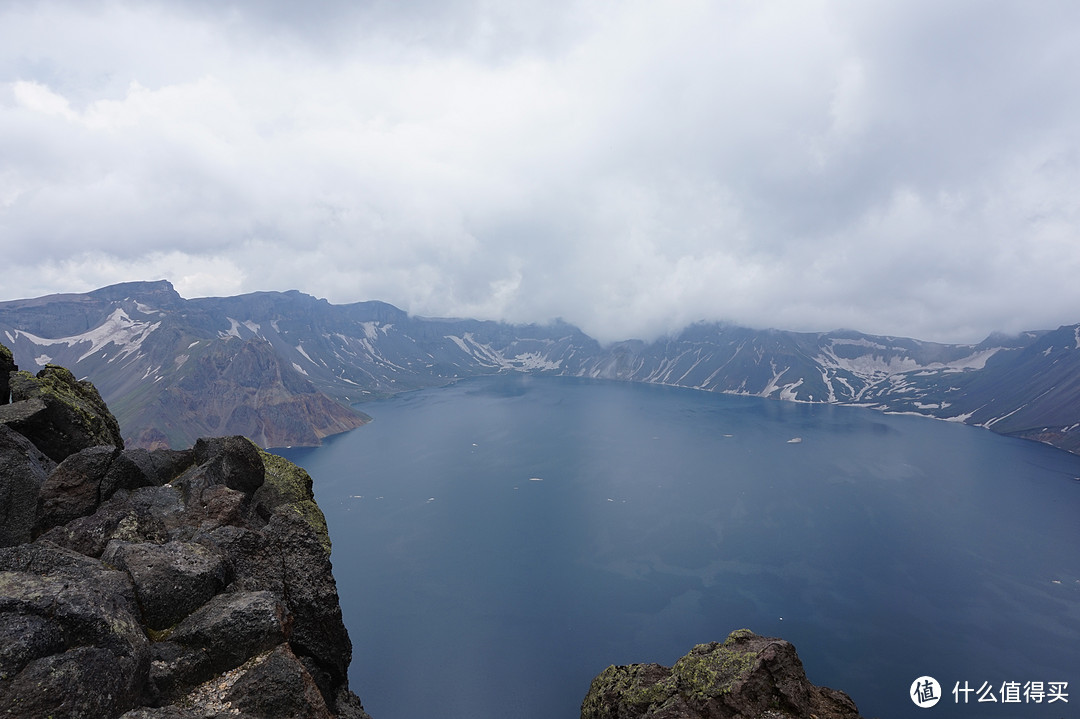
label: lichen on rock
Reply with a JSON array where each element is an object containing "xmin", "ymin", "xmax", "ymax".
[
  {"xmin": 581, "ymin": 629, "xmax": 864, "ymax": 719},
  {"xmin": 2, "ymin": 362, "xmax": 123, "ymax": 462},
  {"xmin": 257, "ymin": 449, "xmax": 332, "ymax": 554}
]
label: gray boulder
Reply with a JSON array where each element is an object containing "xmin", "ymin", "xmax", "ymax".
[
  {"xmin": 0, "ymin": 425, "xmax": 54, "ymax": 547},
  {"xmin": 170, "ymin": 590, "xmax": 290, "ymax": 676},
  {"xmin": 0, "ymin": 543, "xmax": 149, "ymax": 718},
  {"xmin": 101, "ymin": 539, "xmax": 231, "ymax": 631},
  {"xmin": 0, "ymin": 646, "xmax": 145, "ymax": 719},
  {"xmin": 225, "ymin": 644, "xmax": 333, "ymax": 719},
  {"xmin": 36, "ymin": 445, "xmax": 119, "ymax": 531},
  {"xmin": 3, "ymin": 364, "xmax": 123, "ymax": 462},
  {"xmin": 0, "ymin": 611, "xmax": 65, "ymax": 680},
  {"xmin": 37, "ymin": 484, "xmax": 179, "ymax": 558},
  {"xmin": 192, "ymin": 435, "xmax": 265, "ymax": 494}
]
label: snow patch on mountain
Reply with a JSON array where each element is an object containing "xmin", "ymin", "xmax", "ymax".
[
  {"xmin": 443, "ymin": 334, "xmax": 564, "ymax": 371},
  {"xmin": 461, "ymin": 334, "xmax": 506, "ymax": 367},
  {"xmin": 445, "ymin": 335, "xmax": 470, "ymax": 355},
  {"xmin": 509, "ymin": 352, "xmax": 562, "ymax": 371},
  {"xmin": 12, "ymin": 308, "xmax": 161, "ymax": 363},
  {"xmin": 819, "ymin": 369, "xmax": 837, "ymax": 402},
  {"xmin": 759, "ymin": 363, "xmax": 790, "ymax": 398},
  {"xmin": 133, "ymin": 301, "xmax": 161, "ymax": 315},
  {"xmin": 983, "ymin": 404, "xmax": 1028, "ymax": 428},
  {"xmin": 943, "ymin": 348, "xmax": 1002, "ymax": 370},
  {"xmin": 778, "ymin": 378, "xmax": 804, "ymax": 400},
  {"xmin": 296, "ymin": 344, "xmax": 315, "ymax": 364},
  {"xmin": 221, "ymin": 318, "xmax": 243, "ymax": 339},
  {"xmin": 818, "ymin": 347, "xmax": 920, "ymax": 377},
  {"xmin": 444, "ymin": 334, "xmax": 503, "ymax": 367},
  {"xmin": 943, "ymin": 411, "xmax": 976, "ymax": 423},
  {"xmin": 819, "ymin": 342, "xmax": 1002, "ymax": 380},
  {"xmin": 673, "ymin": 353, "xmax": 707, "ymax": 385},
  {"xmin": 829, "ymin": 338, "xmax": 892, "ymax": 351}
]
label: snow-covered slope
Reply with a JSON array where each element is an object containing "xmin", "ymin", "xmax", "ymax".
[{"xmin": 3, "ymin": 281, "xmax": 1077, "ymax": 456}]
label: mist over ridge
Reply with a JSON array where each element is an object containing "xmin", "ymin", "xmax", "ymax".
[{"xmin": 3, "ymin": 280, "xmax": 1079, "ymax": 460}]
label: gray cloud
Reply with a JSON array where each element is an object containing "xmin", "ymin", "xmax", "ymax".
[{"xmin": 2, "ymin": 0, "xmax": 1079, "ymax": 344}]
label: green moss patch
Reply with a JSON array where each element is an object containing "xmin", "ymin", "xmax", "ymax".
[
  {"xmin": 256, "ymin": 450, "xmax": 331, "ymax": 555},
  {"xmin": 672, "ymin": 638, "xmax": 760, "ymax": 698}
]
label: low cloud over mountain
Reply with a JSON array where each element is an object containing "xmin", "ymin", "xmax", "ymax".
[{"xmin": 4, "ymin": 281, "xmax": 1080, "ymax": 456}]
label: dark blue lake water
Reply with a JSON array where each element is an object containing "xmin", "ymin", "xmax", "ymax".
[{"xmin": 278, "ymin": 375, "xmax": 1080, "ymax": 719}]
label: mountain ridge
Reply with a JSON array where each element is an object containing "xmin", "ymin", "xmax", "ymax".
[{"xmin": 3, "ymin": 280, "xmax": 1079, "ymax": 456}]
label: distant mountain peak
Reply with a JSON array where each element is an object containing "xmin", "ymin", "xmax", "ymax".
[
  {"xmin": 3, "ymin": 282, "xmax": 1080, "ymax": 457},
  {"xmin": 87, "ymin": 279, "xmax": 181, "ymax": 303}
]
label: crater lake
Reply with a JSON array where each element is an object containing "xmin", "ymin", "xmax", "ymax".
[{"xmin": 277, "ymin": 374, "xmax": 1080, "ymax": 719}]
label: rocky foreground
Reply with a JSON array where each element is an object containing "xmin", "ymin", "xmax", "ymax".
[
  {"xmin": 1, "ymin": 343, "xmax": 864, "ymax": 718},
  {"xmin": 0, "ymin": 344, "xmax": 369, "ymax": 718},
  {"xmin": 581, "ymin": 630, "xmax": 866, "ymax": 719}
]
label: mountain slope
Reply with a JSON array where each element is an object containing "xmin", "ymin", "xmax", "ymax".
[
  {"xmin": 4, "ymin": 281, "xmax": 1080, "ymax": 456},
  {"xmin": 0, "ymin": 282, "xmax": 368, "ymax": 448}
]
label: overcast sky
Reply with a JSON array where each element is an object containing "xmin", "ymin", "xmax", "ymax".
[{"xmin": 2, "ymin": 0, "xmax": 1079, "ymax": 344}]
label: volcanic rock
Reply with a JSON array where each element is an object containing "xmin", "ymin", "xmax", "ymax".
[{"xmin": 581, "ymin": 629, "xmax": 864, "ymax": 719}]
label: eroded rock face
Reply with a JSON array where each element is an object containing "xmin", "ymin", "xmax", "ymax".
[
  {"xmin": 0, "ymin": 347, "xmax": 370, "ymax": 719},
  {"xmin": 581, "ymin": 629, "xmax": 864, "ymax": 719}
]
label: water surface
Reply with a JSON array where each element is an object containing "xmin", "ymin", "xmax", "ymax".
[{"xmin": 279, "ymin": 375, "xmax": 1080, "ymax": 719}]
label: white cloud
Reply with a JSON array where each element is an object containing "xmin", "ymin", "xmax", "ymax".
[
  {"xmin": 2, "ymin": 0, "xmax": 1080, "ymax": 343},
  {"xmin": 12, "ymin": 80, "xmax": 78, "ymax": 120},
  {"xmin": 7, "ymin": 250, "xmax": 245, "ymax": 301}
]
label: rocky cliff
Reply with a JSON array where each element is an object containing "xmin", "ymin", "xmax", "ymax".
[
  {"xmin": 0, "ymin": 343, "xmax": 370, "ymax": 718},
  {"xmin": 581, "ymin": 630, "xmax": 865, "ymax": 719}
]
